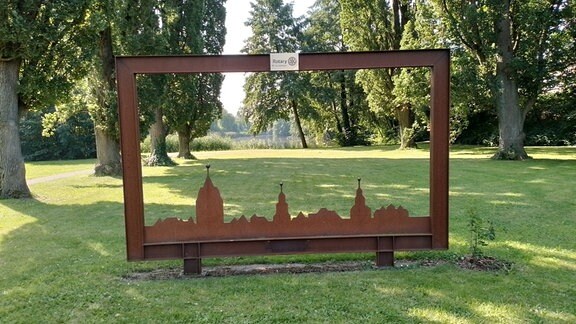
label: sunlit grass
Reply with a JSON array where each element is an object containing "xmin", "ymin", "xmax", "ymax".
[
  {"xmin": 1, "ymin": 145, "xmax": 575, "ymax": 322},
  {"xmin": 25, "ymin": 158, "xmax": 96, "ymax": 179}
]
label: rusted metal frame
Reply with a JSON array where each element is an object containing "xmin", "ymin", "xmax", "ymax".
[
  {"xmin": 429, "ymin": 52, "xmax": 450, "ymax": 249},
  {"xmin": 117, "ymin": 50, "xmax": 449, "ymax": 74},
  {"xmin": 143, "ymin": 234, "xmax": 433, "ymax": 258},
  {"xmin": 116, "ymin": 59, "xmax": 145, "ymax": 260},
  {"xmin": 115, "ymin": 50, "xmax": 450, "ymax": 266}
]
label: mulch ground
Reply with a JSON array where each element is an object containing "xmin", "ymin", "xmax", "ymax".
[{"xmin": 123, "ymin": 256, "xmax": 512, "ymax": 281}]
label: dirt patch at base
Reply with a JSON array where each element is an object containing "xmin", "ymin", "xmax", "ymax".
[
  {"xmin": 123, "ymin": 257, "xmax": 511, "ymax": 281},
  {"xmin": 123, "ymin": 260, "xmax": 436, "ymax": 281},
  {"xmin": 457, "ymin": 256, "xmax": 513, "ymax": 272}
]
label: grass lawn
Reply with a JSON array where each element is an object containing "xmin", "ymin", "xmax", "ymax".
[{"xmin": 1, "ymin": 146, "xmax": 575, "ymax": 323}]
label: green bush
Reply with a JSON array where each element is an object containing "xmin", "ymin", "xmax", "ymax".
[
  {"xmin": 232, "ymin": 137, "xmax": 303, "ymax": 149},
  {"xmin": 524, "ymin": 93, "xmax": 576, "ymax": 146},
  {"xmin": 141, "ymin": 134, "xmax": 179, "ymax": 153},
  {"xmin": 20, "ymin": 109, "xmax": 96, "ymax": 161},
  {"xmin": 191, "ymin": 134, "xmax": 233, "ymax": 151}
]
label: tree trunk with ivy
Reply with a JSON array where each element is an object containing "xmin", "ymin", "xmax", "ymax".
[
  {"xmin": 94, "ymin": 127, "xmax": 122, "ymax": 176},
  {"xmin": 177, "ymin": 128, "xmax": 195, "ymax": 160},
  {"xmin": 0, "ymin": 59, "xmax": 31, "ymax": 198},
  {"xmin": 93, "ymin": 27, "xmax": 123, "ymax": 175},
  {"xmin": 145, "ymin": 108, "xmax": 176, "ymax": 166},
  {"xmin": 397, "ymin": 104, "xmax": 417, "ymax": 149},
  {"xmin": 491, "ymin": 4, "xmax": 529, "ymax": 160}
]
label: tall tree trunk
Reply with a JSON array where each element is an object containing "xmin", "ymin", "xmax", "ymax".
[
  {"xmin": 177, "ymin": 128, "xmax": 195, "ymax": 159},
  {"xmin": 331, "ymin": 101, "xmax": 343, "ymax": 134},
  {"xmin": 339, "ymin": 71, "xmax": 354, "ymax": 146},
  {"xmin": 145, "ymin": 108, "xmax": 175, "ymax": 166},
  {"xmin": 291, "ymin": 100, "xmax": 308, "ymax": 149},
  {"xmin": 492, "ymin": 2, "xmax": 529, "ymax": 160},
  {"xmin": 94, "ymin": 127, "xmax": 122, "ymax": 176},
  {"xmin": 93, "ymin": 26, "xmax": 123, "ymax": 175},
  {"xmin": 396, "ymin": 104, "xmax": 417, "ymax": 149},
  {"xmin": 0, "ymin": 59, "xmax": 31, "ymax": 198}
]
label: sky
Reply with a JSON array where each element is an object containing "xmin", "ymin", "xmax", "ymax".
[{"xmin": 220, "ymin": 0, "xmax": 315, "ymax": 116}]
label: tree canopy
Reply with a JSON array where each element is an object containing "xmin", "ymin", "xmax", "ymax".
[
  {"xmin": 242, "ymin": 0, "xmax": 311, "ymax": 148},
  {"xmin": 3, "ymin": 0, "xmax": 576, "ymax": 199}
]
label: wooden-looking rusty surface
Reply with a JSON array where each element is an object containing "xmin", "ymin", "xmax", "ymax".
[
  {"xmin": 115, "ymin": 50, "xmax": 450, "ymax": 271},
  {"xmin": 144, "ymin": 174, "xmax": 431, "ymax": 243}
]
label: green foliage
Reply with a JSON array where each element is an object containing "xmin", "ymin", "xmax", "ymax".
[
  {"xmin": 210, "ymin": 110, "xmax": 247, "ymax": 133},
  {"xmin": 455, "ymin": 110, "xmax": 499, "ymax": 146},
  {"xmin": 242, "ymin": 0, "xmax": 312, "ymax": 148},
  {"xmin": 302, "ymin": 0, "xmax": 373, "ymax": 147},
  {"xmin": 1, "ymin": 0, "xmax": 94, "ymax": 111},
  {"xmin": 433, "ymin": 0, "xmax": 575, "ymax": 157},
  {"xmin": 524, "ymin": 91, "xmax": 576, "ymax": 146},
  {"xmin": 19, "ymin": 109, "xmax": 96, "ymax": 161},
  {"xmin": 467, "ymin": 207, "xmax": 496, "ymax": 259},
  {"xmin": 141, "ymin": 134, "xmax": 179, "ymax": 154},
  {"xmin": 232, "ymin": 137, "xmax": 303, "ymax": 150},
  {"xmin": 161, "ymin": 0, "xmax": 226, "ymax": 147},
  {"xmin": 340, "ymin": 0, "xmax": 437, "ymax": 148},
  {"xmin": 142, "ymin": 134, "xmax": 233, "ymax": 153},
  {"xmin": 191, "ymin": 134, "xmax": 233, "ymax": 151}
]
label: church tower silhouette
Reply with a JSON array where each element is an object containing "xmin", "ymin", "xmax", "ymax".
[
  {"xmin": 350, "ymin": 178, "xmax": 371, "ymax": 222},
  {"xmin": 195, "ymin": 165, "xmax": 224, "ymax": 227},
  {"xmin": 273, "ymin": 183, "xmax": 291, "ymax": 224}
]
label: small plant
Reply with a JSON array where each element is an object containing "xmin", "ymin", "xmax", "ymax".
[{"xmin": 467, "ymin": 207, "xmax": 496, "ymax": 259}]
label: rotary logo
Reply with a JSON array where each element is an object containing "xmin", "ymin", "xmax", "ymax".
[{"xmin": 270, "ymin": 53, "xmax": 299, "ymax": 71}]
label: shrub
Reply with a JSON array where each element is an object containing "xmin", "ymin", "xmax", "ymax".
[
  {"xmin": 20, "ymin": 109, "xmax": 96, "ymax": 161},
  {"xmin": 141, "ymin": 134, "xmax": 179, "ymax": 153},
  {"xmin": 467, "ymin": 207, "xmax": 496, "ymax": 259},
  {"xmin": 232, "ymin": 137, "xmax": 303, "ymax": 149},
  {"xmin": 191, "ymin": 134, "xmax": 233, "ymax": 151}
]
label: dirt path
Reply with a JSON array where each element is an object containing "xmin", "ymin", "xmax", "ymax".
[{"xmin": 27, "ymin": 169, "xmax": 93, "ymax": 185}]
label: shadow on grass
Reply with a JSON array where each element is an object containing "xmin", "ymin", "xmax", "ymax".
[
  {"xmin": 140, "ymin": 157, "xmax": 432, "ymax": 222},
  {"xmin": 1, "ymin": 195, "xmax": 574, "ymax": 322},
  {"xmin": 1, "ymin": 150, "xmax": 575, "ymax": 322}
]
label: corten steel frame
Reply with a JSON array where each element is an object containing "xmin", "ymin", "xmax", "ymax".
[{"xmin": 116, "ymin": 50, "xmax": 450, "ymax": 274}]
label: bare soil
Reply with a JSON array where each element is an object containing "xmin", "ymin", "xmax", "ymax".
[
  {"xmin": 123, "ymin": 255, "xmax": 513, "ymax": 281},
  {"xmin": 123, "ymin": 259, "xmax": 441, "ymax": 281},
  {"xmin": 456, "ymin": 256, "xmax": 513, "ymax": 272}
]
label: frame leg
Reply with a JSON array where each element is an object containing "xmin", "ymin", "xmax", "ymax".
[
  {"xmin": 184, "ymin": 258, "xmax": 202, "ymax": 274},
  {"xmin": 376, "ymin": 252, "xmax": 394, "ymax": 267}
]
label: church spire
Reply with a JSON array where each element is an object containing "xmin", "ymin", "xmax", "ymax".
[
  {"xmin": 350, "ymin": 178, "xmax": 371, "ymax": 222},
  {"xmin": 273, "ymin": 182, "xmax": 290, "ymax": 223},
  {"xmin": 195, "ymin": 165, "xmax": 224, "ymax": 227}
]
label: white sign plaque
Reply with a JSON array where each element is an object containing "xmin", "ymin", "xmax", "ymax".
[{"xmin": 270, "ymin": 53, "xmax": 299, "ymax": 71}]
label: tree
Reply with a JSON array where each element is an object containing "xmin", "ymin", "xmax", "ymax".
[
  {"xmin": 434, "ymin": 0, "xmax": 574, "ymax": 159},
  {"xmin": 88, "ymin": 0, "xmax": 123, "ymax": 176},
  {"xmin": 391, "ymin": 2, "xmax": 447, "ymax": 147},
  {"xmin": 120, "ymin": 0, "xmax": 176, "ymax": 166},
  {"xmin": 340, "ymin": 0, "xmax": 421, "ymax": 149},
  {"xmin": 88, "ymin": 8, "xmax": 123, "ymax": 175},
  {"xmin": 303, "ymin": 0, "xmax": 372, "ymax": 146},
  {"xmin": 38, "ymin": 0, "xmax": 164, "ymax": 174},
  {"xmin": 163, "ymin": 0, "xmax": 226, "ymax": 160},
  {"xmin": 1, "ymin": 0, "xmax": 91, "ymax": 198},
  {"xmin": 241, "ymin": 0, "xmax": 311, "ymax": 148}
]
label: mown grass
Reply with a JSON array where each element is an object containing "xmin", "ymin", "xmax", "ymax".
[
  {"xmin": 1, "ymin": 146, "xmax": 575, "ymax": 323},
  {"xmin": 24, "ymin": 158, "xmax": 96, "ymax": 179}
]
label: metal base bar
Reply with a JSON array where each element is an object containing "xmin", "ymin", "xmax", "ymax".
[
  {"xmin": 184, "ymin": 259, "xmax": 202, "ymax": 274},
  {"xmin": 376, "ymin": 252, "xmax": 395, "ymax": 267}
]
